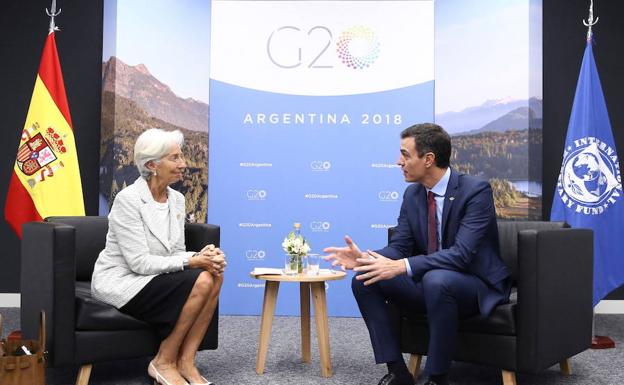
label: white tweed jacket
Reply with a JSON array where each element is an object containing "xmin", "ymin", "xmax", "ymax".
[{"xmin": 91, "ymin": 177, "xmax": 195, "ymax": 308}]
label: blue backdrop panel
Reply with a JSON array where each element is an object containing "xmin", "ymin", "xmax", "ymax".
[
  {"xmin": 208, "ymin": 81, "xmax": 433, "ymax": 316},
  {"xmin": 209, "ymin": 0, "xmax": 434, "ymax": 316}
]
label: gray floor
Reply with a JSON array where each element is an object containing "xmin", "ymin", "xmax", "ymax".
[{"xmin": 1, "ymin": 308, "xmax": 622, "ymax": 385}]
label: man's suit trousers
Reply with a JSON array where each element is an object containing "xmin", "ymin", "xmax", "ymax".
[{"xmin": 352, "ymin": 269, "xmax": 482, "ymax": 375}]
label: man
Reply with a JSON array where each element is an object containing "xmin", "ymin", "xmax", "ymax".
[{"xmin": 324, "ymin": 123, "xmax": 511, "ymax": 385}]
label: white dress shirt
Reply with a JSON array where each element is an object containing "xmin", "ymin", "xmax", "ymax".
[{"xmin": 404, "ymin": 167, "xmax": 451, "ymax": 276}]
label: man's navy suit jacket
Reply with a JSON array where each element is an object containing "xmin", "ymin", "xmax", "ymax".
[{"xmin": 376, "ymin": 169, "xmax": 510, "ymax": 316}]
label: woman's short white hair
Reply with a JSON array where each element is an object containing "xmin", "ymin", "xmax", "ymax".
[{"xmin": 134, "ymin": 128, "xmax": 184, "ymax": 178}]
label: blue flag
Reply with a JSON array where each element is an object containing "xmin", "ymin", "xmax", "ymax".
[{"xmin": 551, "ymin": 38, "xmax": 624, "ymax": 305}]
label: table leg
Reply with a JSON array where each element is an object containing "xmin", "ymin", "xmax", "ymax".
[
  {"xmin": 256, "ymin": 281, "xmax": 280, "ymax": 374},
  {"xmin": 300, "ymin": 282, "xmax": 311, "ymax": 362},
  {"xmin": 311, "ymin": 282, "xmax": 332, "ymax": 377}
]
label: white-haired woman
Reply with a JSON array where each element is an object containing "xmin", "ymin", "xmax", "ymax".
[{"xmin": 92, "ymin": 128, "xmax": 224, "ymax": 385}]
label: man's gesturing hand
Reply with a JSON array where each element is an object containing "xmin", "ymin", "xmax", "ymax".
[
  {"xmin": 353, "ymin": 250, "xmax": 406, "ymax": 285},
  {"xmin": 323, "ymin": 235, "xmax": 365, "ymax": 270}
]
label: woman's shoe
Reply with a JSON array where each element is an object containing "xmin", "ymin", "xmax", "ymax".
[
  {"xmin": 179, "ymin": 372, "xmax": 214, "ymax": 385},
  {"xmin": 184, "ymin": 375, "xmax": 214, "ymax": 385},
  {"xmin": 148, "ymin": 360, "xmax": 189, "ymax": 385}
]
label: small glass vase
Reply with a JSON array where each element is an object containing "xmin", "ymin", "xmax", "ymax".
[{"xmin": 284, "ymin": 253, "xmax": 305, "ymax": 275}]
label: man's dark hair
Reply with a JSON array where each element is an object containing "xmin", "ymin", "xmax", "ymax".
[{"xmin": 400, "ymin": 123, "xmax": 451, "ymax": 168}]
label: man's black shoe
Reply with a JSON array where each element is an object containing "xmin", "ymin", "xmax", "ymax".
[
  {"xmin": 423, "ymin": 378, "xmax": 450, "ymax": 385},
  {"xmin": 377, "ymin": 373, "xmax": 413, "ymax": 385}
]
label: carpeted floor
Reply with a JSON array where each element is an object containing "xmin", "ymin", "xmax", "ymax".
[{"xmin": 1, "ymin": 308, "xmax": 622, "ymax": 385}]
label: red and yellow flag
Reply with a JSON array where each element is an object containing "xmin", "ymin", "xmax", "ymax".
[{"xmin": 4, "ymin": 31, "xmax": 85, "ymax": 238}]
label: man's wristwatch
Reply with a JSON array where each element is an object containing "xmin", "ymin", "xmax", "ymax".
[{"xmin": 182, "ymin": 256, "xmax": 190, "ymax": 270}]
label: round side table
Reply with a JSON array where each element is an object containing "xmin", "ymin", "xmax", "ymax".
[{"xmin": 250, "ymin": 270, "xmax": 346, "ymax": 377}]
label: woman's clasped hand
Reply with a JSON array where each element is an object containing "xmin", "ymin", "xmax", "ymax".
[{"xmin": 191, "ymin": 244, "xmax": 227, "ymax": 275}]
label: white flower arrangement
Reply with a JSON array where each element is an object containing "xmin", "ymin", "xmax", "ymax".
[{"xmin": 282, "ymin": 231, "xmax": 311, "ymax": 256}]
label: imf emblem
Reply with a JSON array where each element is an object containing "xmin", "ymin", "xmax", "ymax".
[{"xmin": 557, "ymin": 139, "xmax": 622, "ymax": 215}]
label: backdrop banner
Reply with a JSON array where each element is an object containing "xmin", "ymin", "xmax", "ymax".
[{"xmin": 209, "ymin": 0, "xmax": 434, "ymax": 316}]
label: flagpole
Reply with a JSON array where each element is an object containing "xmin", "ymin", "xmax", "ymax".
[
  {"xmin": 46, "ymin": 0, "xmax": 61, "ymax": 34},
  {"xmin": 4, "ymin": 0, "xmax": 85, "ymax": 236},
  {"xmin": 581, "ymin": 0, "xmax": 615, "ymax": 350},
  {"xmin": 582, "ymin": 0, "xmax": 598, "ymax": 42}
]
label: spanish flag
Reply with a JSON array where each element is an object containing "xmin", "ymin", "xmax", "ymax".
[{"xmin": 5, "ymin": 29, "xmax": 85, "ymax": 238}]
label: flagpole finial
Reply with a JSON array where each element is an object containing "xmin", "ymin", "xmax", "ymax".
[
  {"xmin": 582, "ymin": 0, "xmax": 599, "ymax": 42},
  {"xmin": 46, "ymin": 0, "xmax": 61, "ymax": 34}
]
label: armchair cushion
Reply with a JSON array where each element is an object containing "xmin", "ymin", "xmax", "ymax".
[
  {"xmin": 459, "ymin": 300, "xmax": 516, "ymax": 335},
  {"xmin": 75, "ymin": 282, "xmax": 150, "ymax": 331},
  {"xmin": 401, "ymin": 299, "xmax": 516, "ymax": 336}
]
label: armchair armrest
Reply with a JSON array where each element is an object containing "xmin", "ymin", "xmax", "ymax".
[
  {"xmin": 21, "ymin": 221, "xmax": 77, "ymax": 366},
  {"xmin": 184, "ymin": 223, "xmax": 220, "ymax": 350},
  {"xmin": 516, "ymin": 227, "xmax": 593, "ymax": 372},
  {"xmin": 185, "ymin": 223, "xmax": 220, "ymax": 251}
]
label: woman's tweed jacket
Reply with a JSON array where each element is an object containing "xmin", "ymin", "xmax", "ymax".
[{"xmin": 91, "ymin": 177, "xmax": 195, "ymax": 308}]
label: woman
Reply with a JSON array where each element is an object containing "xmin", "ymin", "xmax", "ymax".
[{"xmin": 92, "ymin": 128, "xmax": 224, "ymax": 385}]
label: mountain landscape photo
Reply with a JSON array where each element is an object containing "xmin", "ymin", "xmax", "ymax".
[
  {"xmin": 436, "ymin": 97, "xmax": 542, "ymax": 135},
  {"xmin": 437, "ymin": 97, "xmax": 543, "ymax": 219},
  {"xmin": 100, "ymin": 56, "xmax": 209, "ymax": 222},
  {"xmin": 102, "ymin": 57, "xmax": 209, "ymax": 132}
]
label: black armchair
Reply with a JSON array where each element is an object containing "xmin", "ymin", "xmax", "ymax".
[
  {"xmin": 391, "ymin": 221, "xmax": 593, "ymax": 385},
  {"xmin": 20, "ymin": 216, "xmax": 220, "ymax": 385}
]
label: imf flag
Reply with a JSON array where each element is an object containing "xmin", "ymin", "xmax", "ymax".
[{"xmin": 550, "ymin": 16, "xmax": 624, "ymax": 305}]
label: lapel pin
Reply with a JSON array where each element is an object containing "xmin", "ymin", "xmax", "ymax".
[{"xmin": 449, "ymin": 197, "xmax": 455, "ymax": 201}]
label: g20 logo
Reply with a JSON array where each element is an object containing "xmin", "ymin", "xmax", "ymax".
[
  {"xmin": 336, "ymin": 26, "xmax": 381, "ymax": 69},
  {"xmin": 245, "ymin": 250, "xmax": 266, "ymax": 260},
  {"xmin": 246, "ymin": 189, "xmax": 267, "ymax": 200},
  {"xmin": 378, "ymin": 190, "xmax": 399, "ymax": 202},
  {"xmin": 310, "ymin": 161, "xmax": 331, "ymax": 171},
  {"xmin": 310, "ymin": 221, "xmax": 331, "ymax": 232},
  {"xmin": 267, "ymin": 25, "xmax": 380, "ymax": 70}
]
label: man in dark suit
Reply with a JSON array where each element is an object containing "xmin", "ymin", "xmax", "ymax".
[{"xmin": 324, "ymin": 123, "xmax": 511, "ymax": 385}]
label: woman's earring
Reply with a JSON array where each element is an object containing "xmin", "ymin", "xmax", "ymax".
[{"xmin": 153, "ymin": 170, "xmax": 157, "ymax": 177}]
